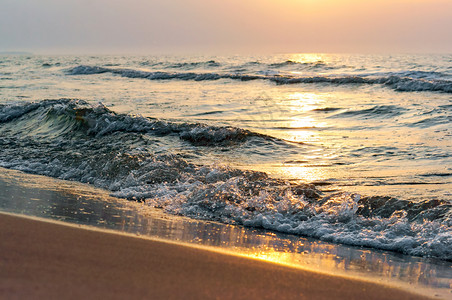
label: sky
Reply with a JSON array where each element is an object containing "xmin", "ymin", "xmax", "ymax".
[{"xmin": 0, "ymin": 0, "xmax": 451, "ymax": 54}]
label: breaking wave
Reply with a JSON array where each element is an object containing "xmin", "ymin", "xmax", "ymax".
[
  {"xmin": 0, "ymin": 99, "xmax": 273, "ymax": 146},
  {"xmin": 0, "ymin": 99, "xmax": 451, "ymax": 260}
]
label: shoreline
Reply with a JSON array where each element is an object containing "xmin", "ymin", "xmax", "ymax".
[{"xmin": 0, "ymin": 212, "xmax": 431, "ymax": 299}]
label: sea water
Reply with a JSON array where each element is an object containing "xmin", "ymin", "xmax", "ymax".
[{"xmin": 0, "ymin": 53, "xmax": 451, "ymax": 260}]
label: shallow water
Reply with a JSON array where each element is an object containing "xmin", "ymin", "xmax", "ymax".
[
  {"xmin": 0, "ymin": 168, "xmax": 450, "ymax": 298},
  {"xmin": 0, "ymin": 53, "xmax": 451, "ymax": 260}
]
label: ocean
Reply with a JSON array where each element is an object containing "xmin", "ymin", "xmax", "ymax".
[{"xmin": 0, "ymin": 53, "xmax": 451, "ymax": 262}]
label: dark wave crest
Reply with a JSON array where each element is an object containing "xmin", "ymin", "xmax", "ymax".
[
  {"xmin": 268, "ymin": 60, "xmax": 329, "ymax": 69},
  {"xmin": 329, "ymin": 105, "xmax": 408, "ymax": 119},
  {"xmin": 166, "ymin": 60, "xmax": 221, "ymax": 69},
  {"xmin": 67, "ymin": 65, "xmax": 452, "ymax": 93}
]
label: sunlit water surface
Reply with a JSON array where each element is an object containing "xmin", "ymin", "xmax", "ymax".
[{"xmin": 0, "ymin": 53, "xmax": 451, "ymax": 265}]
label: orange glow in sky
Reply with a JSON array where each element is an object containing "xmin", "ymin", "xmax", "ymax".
[{"xmin": 0, "ymin": 0, "xmax": 450, "ymax": 54}]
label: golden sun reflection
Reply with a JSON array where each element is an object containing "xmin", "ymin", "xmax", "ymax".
[
  {"xmin": 281, "ymin": 165, "xmax": 329, "ymax": 183},
  {"xmin": 242, "ymin": 245, "xmax": 372, "ymax": 279},
  {"xmin": 247, "ymin": 249, "xmax": 298, "ymax": 266},
  {"xmin": 282, "ymin": 92, "xmax": 326, "ymax": 113},
  {"xmin": 236, "ymin": 243, "xmax": 445, "ymax": 298},
  {"xmin": 276, "ymin": 92, "xmax": 328, "ymax": 143},
  {"xmin": 287, "ymin": 53, "xmax": 326, "ymax": 65},
  {"xmin": 261, "ymin": 91, "xmax": 336, "ymax": 183}
]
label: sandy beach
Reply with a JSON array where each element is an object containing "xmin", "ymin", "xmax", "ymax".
[{"xmin": 0, "ymin": 213, "xmax": 430, "ymax": 300}]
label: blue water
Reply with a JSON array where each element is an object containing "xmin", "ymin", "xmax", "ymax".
[{"xmin": 0, "ymin": 53, "xmax": 451, "ymax": 260}]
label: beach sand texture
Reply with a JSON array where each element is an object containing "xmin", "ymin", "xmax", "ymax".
[{"xmin": 0, "ymin": 213, "xmax": 429, "ymax": 300}]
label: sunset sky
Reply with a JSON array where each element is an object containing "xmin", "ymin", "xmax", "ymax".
[{"xmin": 1, "ymin": 0, "xmax": 451, "ymax": 54}]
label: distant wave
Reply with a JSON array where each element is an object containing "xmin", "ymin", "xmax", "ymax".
[
  {"xmin": 67, "ymin": 65, "xmax": 452, "ymax": 93},
  {"xmin": 389, "ymin": 70, "xmax": 447, "ymax": 79},
  {"xmin": 408, "ymin": 115, "xmax": 452, "ymax": 128},
  {"xmin": 243, "ymin": 59, "xmax": 348, "ymax": 71},
  {"xmin": 311, "ymin": 107, "xmax": 342, "ymax": 113},
  {"xmin": 166, "ymin": 60, "xmax": 221, "ymax": 69},
  {"xmin": 0, "ymin": 99, "xmax": 451, "ymax": 260},
  {"xmin": 268, "ymin": 60, "xmax": 329, "ymax": 69},
  {"xmin": 268, "ymin": 60, "xmax": 302, "ymax": 67},
  {"xmin": 139, "ymin": 60, "xmax": 221, "ymax": 69}
]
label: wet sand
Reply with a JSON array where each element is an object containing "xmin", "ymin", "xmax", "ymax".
[{"xmin": 0, "ymin": 213, "xmax": 429, "ymax": 300}]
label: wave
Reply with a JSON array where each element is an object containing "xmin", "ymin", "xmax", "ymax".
[
  {"xmin": 268, "ymin": 60, "xmax": 330, "ymax": 69},
  {"xmin": 390, "ymin": 70, "xmax": 447, "ymax": 80},
  {"xmin": 139, "ymin": 60, "xmax": 221, "ymax": 69},
  {"xmin": 0, "ymin": 99, "xmax": 451, "ymax": 260},
  {"xmin": 408, "ymin": 115, "xmax": 452, "ymax": 128},
  {"xmin": 311, "ymin": 107, "xmax": 342, "ymax": 113},
  {"xmin": 166, "ymin": 60, "xmax": 221, "ymax": 69},
  {"xmin": 405, "ymin": 105, "xmax": 452, "ymax": 128},
  {"xmin": 244, "ymin": 59, "xmax": 350, "ymax": 71},
  {"xmin": 67, "ymin": 65, "xmax": 452, "ymax": 93},
  {"xmin": 329, "ymin": 105, "xmax": 407, "ymax": 119},
  {"xmin": 0, "ymin": 99, "xmax": 274, "ymax": 146},
  {"xmin": 268, "ymin": 60, "xmax": 302, "ymax": 67}
]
